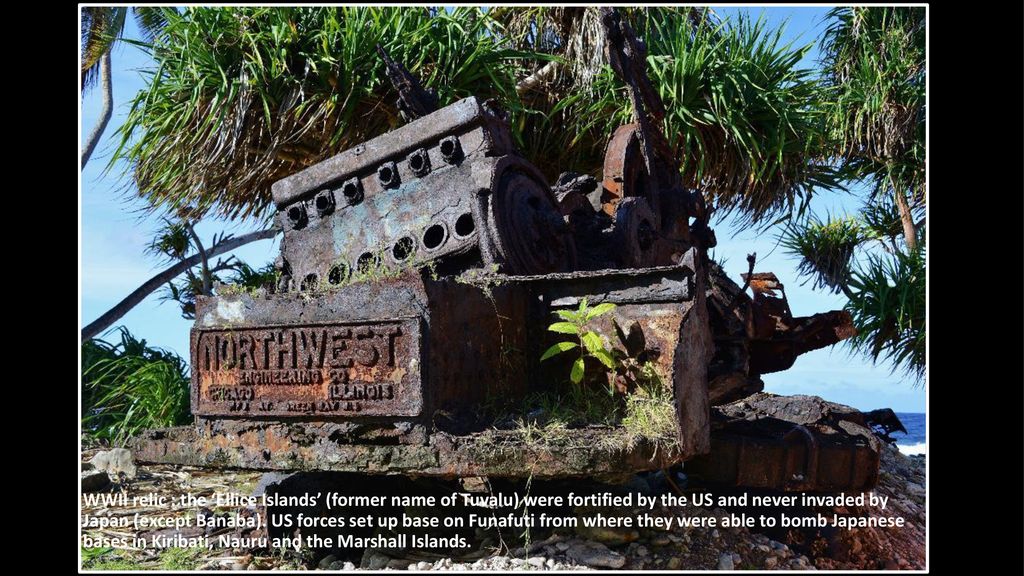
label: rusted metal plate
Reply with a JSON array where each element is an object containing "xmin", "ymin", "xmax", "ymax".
[
  {"xmin": 503, "ymin": 254, "xmax": 710, "ymax": 456},
  {"xmin": 155, "ymin": 263, "xmax": 715, "ymax": 474},
  {"xmin": 521, "ymin": 266, "xmax": 695, "ymax": 389},
  {"xmin": 690, "ymin": 422, "xmax": 880, "ymax": 492},
  {"xmin": 191, "ymin": 272, "xmax": 530, "ymax": 423},
  {"xmin": 192, "ymin": 318, "xmax": 422, "ymax": 418},
  {"xmin": 686, "ymin": 393, "xmax": 881, "ymax": 492}
]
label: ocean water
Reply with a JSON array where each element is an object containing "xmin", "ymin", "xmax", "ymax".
[{"xmin": 891, "ymin": 412, "xmax": 925, "ymax": 456}]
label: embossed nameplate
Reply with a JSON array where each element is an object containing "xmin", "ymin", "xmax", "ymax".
[{"xmin": 191, "ymin": 318, "xmax": 422, "ymax": 417}]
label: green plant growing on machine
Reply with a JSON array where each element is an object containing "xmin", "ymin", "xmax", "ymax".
[
  {"xmin": 540, "ymin": 298, "xmax": 617, "ymax": 386},
  {"xmin": 540, "ymin": 299, "xmax": 669, "ymax": 396}
]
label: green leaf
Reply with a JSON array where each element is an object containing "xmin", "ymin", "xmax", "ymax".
[
  {"xmin": 570, "ymin": 357, "xmax": 585, "ymax": 384},
  {"xmin": 581, "ymin": 331, "xmax": 604, "ymax": 354},
  {"xmin": 591, "ymin": 349, "xmax": 615, "ymax": 370},
  {"xmin": 540, "ymin": 341, "xmax": 577, "ymax": 361},
  {"xmin": 548, "ymin": 322, "xmax": 579, "ymax": 335},
  {"xmin": 555, "ymin": 309, "xmax": 581, "ymax": 322},
  {"xmin": 578, "ymin": 297, "xmax": 589, "ymax": 314},
  {"xmin": 585, "ymin": 302, "xmax": 617, "ymax": 320}
]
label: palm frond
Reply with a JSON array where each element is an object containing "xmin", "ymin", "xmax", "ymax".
[
  {"xmin": 81, "ymin": 7, "xmax": 125, "ymax": 90},
  {"xmin": 114, "ymin": 7, "xmax": 543, "ymax": 220},
  {"xmin": 845, "ymin": 246, "xmax": 925, "ymax": 381},
  {"xmin": 115, "ymin": 7, "xmax": 841, "ymax": 226},
  {"xmin": 822, "ymin": 7, "xmax": 925, "ymax": 203},
  {"xmin": 133, "ymin": 7, "xmax": 171, "ymax": 43},
  {"xmin": 82, "ymin": 327, "xmax": 191, "ymax": 443},
  {"xmin": 781, "ymin": 213, "xmax": 866, "ymax": 293}
]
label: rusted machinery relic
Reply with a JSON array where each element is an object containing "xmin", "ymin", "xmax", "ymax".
[
  {"xmin": 134, "ymin": 11, "xmax": 874, "ymax": 490},
  {"xmin": 687, "ymin": 394, "xmax": 881, "ymax": 492}
]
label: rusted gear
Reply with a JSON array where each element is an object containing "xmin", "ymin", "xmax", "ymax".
[
  {"xmin": 614, "ymin": 197, "xmax": 659, "ymax": 268},
  {"xmin": 486, "ymin": 166, "xmax": 576, "ymax": 274}
]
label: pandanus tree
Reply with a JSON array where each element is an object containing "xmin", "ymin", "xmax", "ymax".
[
  {"xmin": 782, "ymin": 7, "xmax": 925, "ymax": 380},
  {"xmin": 88, "ymin": 7, "xmax": 841, "ymax": 346}
]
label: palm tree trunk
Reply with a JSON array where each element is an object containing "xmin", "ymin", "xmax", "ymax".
[
  {"xmin": 81, "ymin": 227, "xmax": 279, "ymax": 342},
  {"xmin": 185, "ymin": 222, "xmax": 212, "ymax": 295},
  {"xmin": 81, "ymin": 50, "xmax": 113, "ymax": 169},
  {"xmin": 891, "ymin": 177, "xmax": 917, "ymax": 251}
]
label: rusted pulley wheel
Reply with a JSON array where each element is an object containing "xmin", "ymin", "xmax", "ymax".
[
  {"xmin": 601, "ymin": 124, "xmax": 648, "ymax": 217},
  {"xmin": 487, "ymin": 168, "xmax": 577, "ymax": 275},
  {"xmin": 615, "ymin": 196, "xmax": 660, "ymax": 268},
  {"xmin": 602, "ymin": 123, "xmax": 678, "ymax": 219}
]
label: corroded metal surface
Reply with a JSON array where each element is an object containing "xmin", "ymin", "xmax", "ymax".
[
  {"xmin": 687, "ymin": 394, "xmax": 881, "ymax": 492},
  {"xmin": 192, "ymin": 318, "xmax": 422, "ymax": 417},
  {"xmin": 376, "ymin": 43, "xmax": 438, "ymax": 122},
  {"xmin": 742, "ymin": 272, "xmax": 856, "ymax": 375},
  {"xmin": 188, "ymin": 265, "xmax": 705, "ymax": 436},
  {"xmin": 270, "ymin": 96, "xmax": 574, "ymax": 284},
  {"xmin": 131, "ymin": 421, "xmax": 682, "ymax": 481},
  {"xmin": 191, "ymin": 271, "xmax": 530, "ymax": 423},
  {"xmin": 601, "ymin": 123, "xmax": 645, "ymax": 216}
]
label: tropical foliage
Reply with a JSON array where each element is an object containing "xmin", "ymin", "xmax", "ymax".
[
  {"xmin": 517, "ymin": 9, "xmax": 838, "ymax": 223},
  {"xmin": 114, "ymin": 7, "xmax": 537, "ymax": 220},
  {"xmin": 781, "ymin": 214, "xmax": 866, "ymax": 294},
  {"xmin": 822, "ymin": 7, "xmax": 925, "ymax": 216},
  {"xmin": 81, "ymin": 7, "xmax": 167, "ymax": 89},
  {"xmin": 81, "ymin": 7, "xmax": 167, "ymax": 168},
  {"xmin": 94, "ymin": 6, "xmax": 927, "ymax": 386},
  {"xmin": 82, "ymin": 328, "xmax": 191, "ymax": 443},
  {"xmin": 114, "ymin": 7, "xmax": 835, "ymax": 225},
  {"xmin": 145, "ymin": 219, "xmax": 277, "ymax": 319},
  {"xmin": 845, "ymin": 247, "xmax": 925, "ymax": 378},
  {"xmin": 783, "ymin": 6, "xmax": 925, "ymax": 381}
]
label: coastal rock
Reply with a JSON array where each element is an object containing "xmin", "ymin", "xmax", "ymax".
[
  {"xmin": 716, "ymin": 552, "xmax": 734, "ymax": 570},
  {"xmin": 317, "ymin": 555, "xmax": 338, "ymax": 569},
  {"xmin": 566, "ymin": 541, "xmax": 626, "ymax": 569},
  {"xmin": 575, "ymin": 524, "xmax": 640, "ymax": 545},
  {"xmin": 361, "ymin": 551, "xmax": 391, "ymax": 570},
  {"xmin": 89, "ymin": 448, "xmax": 137, "ymax": 480},
  {"xmin": 649, "ymin": 533, "xmax": 671, "ymax": 546},
  {"xmin": 81, "ymin": 469, "xmax": 110, "ymax": 492}
]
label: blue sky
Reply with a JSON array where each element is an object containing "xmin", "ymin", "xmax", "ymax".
[{"xmin": 80, "ymin": 6, "xmax": 925, "ymax": 412}]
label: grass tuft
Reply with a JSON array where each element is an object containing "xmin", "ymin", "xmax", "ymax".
[{"xmin": 621, "ymin": 369, "xmax": 679, "ymax": 452}]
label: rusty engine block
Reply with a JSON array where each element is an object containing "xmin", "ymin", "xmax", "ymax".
[
  {"xmin": 271, "ymin": 96, "xmax": 576, "ymax": 289},
  {"xmin": 133, "ymin": 12, "xmax": 871, "ymax": 489}
]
